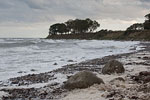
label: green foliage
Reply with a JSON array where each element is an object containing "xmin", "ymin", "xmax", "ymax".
[
  {"xmin": 85, "ymin": 18, "xmax": 100, "ymax": 32},
  {"xmin": 144, "ymin": 13, "xmax": 150, "ymax": 30},
  {"xmin": 47, "ymin": 13, "xmax": 150, "ymax": 41},
  {"xmin": 49, "ymin": 18, "xmax": 100, "ymax": 35},
  {"xmin": 49, "ymin": 23, "xmax": 68, "ymax": 35},
  {"xmin": 144, "ymin": 21, "xmax": 150, "ymax": 30},
  {"xmin": 126, "ymin": 23, "xmax": 144, "ymax": 31},
  {"xmin": 124, "ymin": 23, "xmax": 144, "ymax": 35},
  {"xmin": 145, "ymin": 13, "xmax": 150, "ymax": 21}
]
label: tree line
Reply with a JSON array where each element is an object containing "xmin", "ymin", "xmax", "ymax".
[
  {"xmin": 49, "ymin": 18, "xmax": 100, "ymax": 35},
  {"xmin": 49, "ymin": 13, "xmax": 150, "ymax": 36},
  {"xmin": 125, "ymin": 13, "xmax": 150, "ymax": 34}
]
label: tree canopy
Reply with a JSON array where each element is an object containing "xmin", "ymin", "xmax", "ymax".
[
  {"xmin": 125, "ymin": 13, "xmax": 150, "ymax": 35},
  {"xmin": 144, "ymin": 13, "xmax": 150, "ymax": 30},
  {"xmin": 124, "ymin": 23, "xmax": 144, "ymax": 35},
  {"xmin": 49, "ymin": 18, "xmax": 100, "ymax": 35},
  {"xmin": 145, "ymin": 13, "xmax": 150, "ymax": 21},
  {"xmin": 49, "ymin": 23, "xmax": 68, "ymax": 35},
  {"xmin": 126, "ymin": 23, "xmax": 144, "ymax": 31}
]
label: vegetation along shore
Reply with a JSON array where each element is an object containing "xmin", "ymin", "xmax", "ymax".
[{"xmin": 47, "ymin": 13, "xmax": 150, "ymax": 41}]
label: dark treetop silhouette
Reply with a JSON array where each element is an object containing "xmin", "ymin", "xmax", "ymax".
[{"xmin": 49, "ymin": 18, "xmax": 100, "ymax": 35}]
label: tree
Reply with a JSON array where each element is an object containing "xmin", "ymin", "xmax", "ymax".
[
  {"xmin": 65, "ymin": 19, "xmax": 75, "ymax": 33},
  {"xmin": 49, "ymin": 24, "xmax": 58, "ymax": 35},
  {"xmin": 73, "ymin": 19, "xmax": 89, "ymax": 33},
  {"xmin": 49, "ymin": 18, "xmax": 100, "ymax": 35},
  {"xmin": 124, "ymin": 23, "xmax": 144, "ymax": 35},
  {"xmin": 49, "ymin": 23, "xmax": 68, "ymax": 35},
  {"xmin": 65, "ymin": 18, "xmax": 100, "ymax": 34},
  {"xmin": 126, "ymin": 23, "xmax": 144, "ymax": 31},
  {"xmin": 86, "ymin": 18, "xmax": 98, "ymax": 32},
  {"xmin": 90, "ymin": 20, "xmax": 100, "ymax": 32},
  {"xmin": 145, "ymin": 13, "xmax": 150, "ymax": 21},
  {"xmin": 144, "ymin": 13, "xmax": 150, "ymax": 30}
]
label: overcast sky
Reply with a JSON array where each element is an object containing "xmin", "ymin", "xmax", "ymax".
[{"xmin": 0, "ymin": 0, "xmax": 149, "ymax": 38}]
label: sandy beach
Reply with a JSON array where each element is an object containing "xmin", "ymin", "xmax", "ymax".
[
  {"xmin": 0, "ymin": 42, "xmax": 150, "ymax": 100},
  {"xmin": 1, "ymin": 0, "xmax": 150, "ymax": 99},
  {"xmin": 62, "ymin": 46, "xmax": 150, "ymax": 100}
]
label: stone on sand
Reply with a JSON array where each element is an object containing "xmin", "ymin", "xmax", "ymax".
[
  {"xmin": 102, "ymin": 60, "xmax": 125, "ymax": 74},
  {"xmin": 64, "ymin": 71, "xmax": 104, "ymax": 90}
]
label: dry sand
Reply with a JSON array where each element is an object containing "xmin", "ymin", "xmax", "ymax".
[{"xmin": 62, "ymin": 51, "xmax": 150, "ymax": 100}]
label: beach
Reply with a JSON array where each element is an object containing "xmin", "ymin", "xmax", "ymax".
[
  {"xmin": 1, "ymin": 0, "xmax": 150, "ymax": 100},
  {"xmin": 62, "ymin": 43, "xmax": 150, "ymax": 100},
  {"xmin": 0, "ymin": 41, "xmax": 150, "ymax": 100}
]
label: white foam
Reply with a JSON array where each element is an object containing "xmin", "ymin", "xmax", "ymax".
[
  {"xmin": 0, "ymin": 39, "xmax": 143, "ymax": 81},
  {"xmin": 0, "ymin": 91, "xmax": 9, "ymax": 100}
]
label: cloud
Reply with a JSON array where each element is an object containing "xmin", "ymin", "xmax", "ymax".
[
  {"xmin": 0, "ymin": 0, "xmax": 149, "ymax": 23},
  {"xmin": 19, "ymin": 0, "xmax": 46, "ymax": 10},
  {"xmin": 0, "ymin": 0, "xmax": 150, "ymax": 37}
]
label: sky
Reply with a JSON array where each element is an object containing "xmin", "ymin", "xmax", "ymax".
[{"xmin": 0, "ymin": 0, "xmax": 149, "ymax": 38}]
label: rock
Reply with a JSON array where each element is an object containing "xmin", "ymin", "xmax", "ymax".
[
  {"xmin": 53, "ymin": 63, "xmax": 58, "ymax": 65},
  {"xmin": 131, "ymin": 75, "xmax": 140, "ymax": 82},
  {"xmin": 67, "ymin": 75, "xmax": 72, "ymax": 79},
  {"xmin": 139, "ymin": 71, "xmax": 150, "ymax": 76},
  {"xmin": 39, "ymin": 90, "xmax": 48, "ymax": 96},
  {"xmin": 131, "ymin": 71, "xmax": 150, "ymax": 83},
  {"xmin": 18, "ymin": 71, "xmax": 26, "ymax": 73},
  {"xmin": 102, "ymin": 60, "xmax": 125, "ymax": 74},
  {"xmin": 143, "ymin": 76, "xmax": 150, "ymax": 83},
  {"xmin": 110, "ymin": 77, "xmax": 125, "ymax": 84},
  {"xmin": 64, "ymin": 71, "xmax": 104, "ymax": 90},
  {"xmin": 130, "ymin": 96, "xmax": 139, "ymax": 99},
  {"xmin": 30, "ymin": 69, "xmax": 36, "ymax": 71},
  {"xmin": 11, "ymin": 80, "xmax": 18, "ymax": 84},
  {"xmin": 67, "ymin": 60, "xmax": 74, "ymax": 62},
  {"xmin": 143, "ymin": 56, "xmax": 150, "ymax": 60},
  {"xmin": 126, "ymin": 63, "xmax": 132, "ymax": 65}
]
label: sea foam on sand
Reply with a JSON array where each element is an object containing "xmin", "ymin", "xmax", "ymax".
[{"xmin": 0, "ymin": 91, "xmax": 9, "ymax": 100}]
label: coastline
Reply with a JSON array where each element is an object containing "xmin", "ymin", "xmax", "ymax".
[
  {"xmin": 46, "ymin": 30, "xmax": 150, "ymax": 41},
  {"xmin": 0, "ymin": 39, "xmax": 140, "ymax": 81},
  {"xmin": 0, "ymin": 42, "xmax": 150, "ymax": 100}
]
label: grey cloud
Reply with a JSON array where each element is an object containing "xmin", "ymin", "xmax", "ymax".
[
  {"xmin": 0, "ymin": 0, "xmax": 150, "ymax": 24},
  {"xmin": 0, "ymin": 1, "xmax": 13, "ymax": 9},
  {"xmin": 139, "ymin": 0, "xmax": 150, "ymax": 9},
  {"xmin": 19, "ymin": 0, "xmax": 45, "ymax": 10},
  {"xmin": 140, "ymin": 0, "xmax": 150, "ymax": 2},
  {"xmin": 1, "ymin": 0, "xmax": 150, "ymax": 37}
]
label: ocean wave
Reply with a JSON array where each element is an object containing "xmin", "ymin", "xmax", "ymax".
[{"xmin": 0, "ymin": 39, "xmax": 142, "ymax": 81}]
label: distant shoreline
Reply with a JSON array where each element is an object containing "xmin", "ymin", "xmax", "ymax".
[{"xmin": 46, "ymin": 30, "xmax": 150, "ymax": 41}]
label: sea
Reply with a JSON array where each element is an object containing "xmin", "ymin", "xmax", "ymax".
[{"xmin": 0, "ymin": 38, "xmax": 142, "ymax": 81}]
